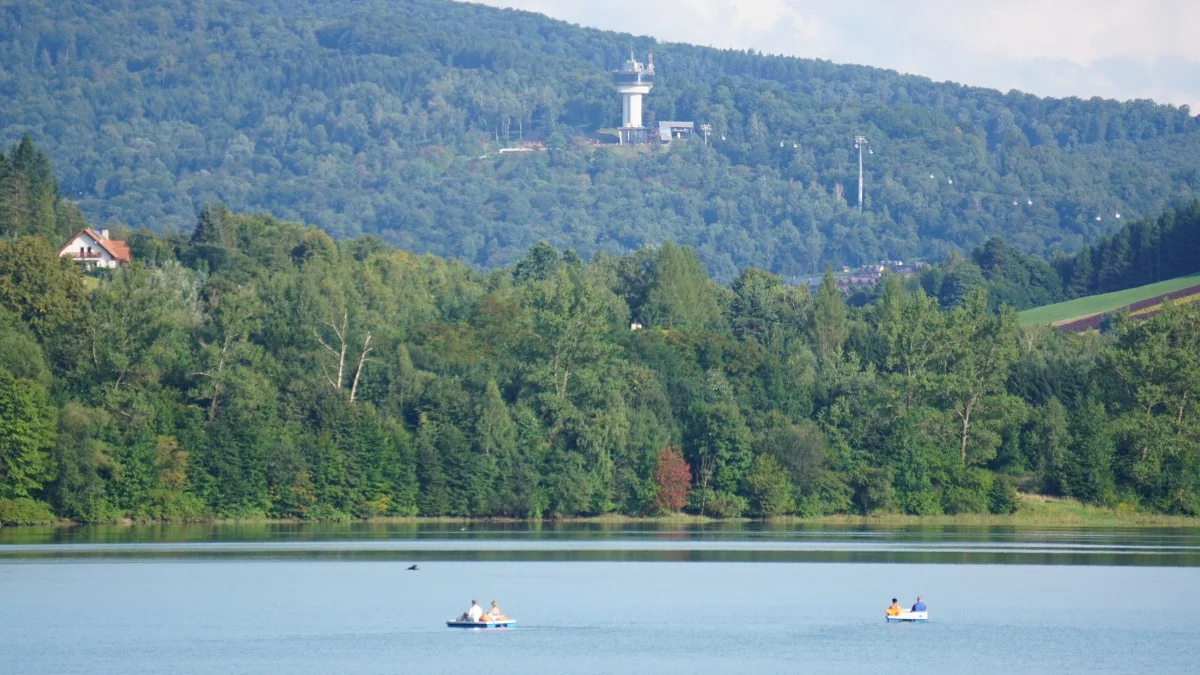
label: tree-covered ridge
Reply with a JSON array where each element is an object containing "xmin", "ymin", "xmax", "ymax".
[
  {"xmin": 3, "ymin": 173, "xmax": 1200, "ymax": 522},
  {"xmin": 2, "ymin": 0, "xmax": 1199, "ymax": 280}
]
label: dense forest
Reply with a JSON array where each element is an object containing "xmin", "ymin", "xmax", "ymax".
[
  {"xmin": 2, "ymin": 142, "xmax": 1199, "ymax": 525},
  {"xmin": 2, "ymin": 0, "xmax": 1200, "ymax": 281}
]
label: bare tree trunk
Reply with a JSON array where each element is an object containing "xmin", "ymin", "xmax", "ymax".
[
  {"xmin": 313, "ymin": 309, "xmax": 348, "ymax": 390},
  {"xmin": 958, "ymin": 396, "xmax": 976, "ymax": 467},
  {"xmin": 349, "ymin": 331, "xmax": 373, "ymax": 403},
  {"xmin": 207, "ymin": 383, "xmax": 222, "ymax": 422},
  {"xmin": 1143, "ymin": 402, "xmax": 1154, "ymax": 460},
  {"xmin": 206, "ymin": 335, "xmax": 233, "ymax": 423}
]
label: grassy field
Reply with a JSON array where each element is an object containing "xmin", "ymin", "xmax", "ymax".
[{"xmin": 1019, "ymin": 272, "xmax": 1200, "ymax": 326}]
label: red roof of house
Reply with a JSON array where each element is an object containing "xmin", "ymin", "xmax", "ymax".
[{"xmin": 58, "ymin": 228, "xmax": 132, "ymax": 263}]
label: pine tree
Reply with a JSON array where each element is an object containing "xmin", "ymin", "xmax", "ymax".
[
  {"xmin": 187, "ymin": 204, "xmax": 231, "ymax": 272},
  {"xmin": 1066, "ymin": 246, "xmax": 1095, "ymax": 297}
]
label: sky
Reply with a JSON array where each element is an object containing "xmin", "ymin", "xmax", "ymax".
[{"xmin": 470, "ymin": 0, "xmax": 1200, "ymax": 111}]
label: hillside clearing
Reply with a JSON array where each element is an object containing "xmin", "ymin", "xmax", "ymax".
[{"xmin": 1018, "ymin": 272, "xmax": 1200, "ymax": 326}]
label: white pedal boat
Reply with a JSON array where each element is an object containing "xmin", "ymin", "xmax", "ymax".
[
  {"xmin": 886, "ymin": 611, "xmax": 928, "ymax": 623},
  {"xmin": 447, "ymin": 619, "xmax": 518, "ymax": 629}
]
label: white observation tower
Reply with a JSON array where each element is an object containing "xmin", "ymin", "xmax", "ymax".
[{"xmin": 613, "ymin": 51, "xmax": 655, "ymax": 144}]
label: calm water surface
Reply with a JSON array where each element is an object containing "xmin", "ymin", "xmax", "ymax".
[{"xmin": 3, "ymin": 524, "xmax": 1199, "ymax": 674}]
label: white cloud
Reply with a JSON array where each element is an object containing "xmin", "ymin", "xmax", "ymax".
[{"xmin": 468, "ymin": 0, "xmax": 1200, "ymax": 109}]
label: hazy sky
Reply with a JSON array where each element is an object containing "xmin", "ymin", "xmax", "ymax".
[{"xmin": 470, "ymin": 0, "xmax": 1200, "ymax": 110}]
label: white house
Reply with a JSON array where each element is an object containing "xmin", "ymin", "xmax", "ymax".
[{"xmin": 58, "ymin": 228, "xmax": 132, "ymax": 270}]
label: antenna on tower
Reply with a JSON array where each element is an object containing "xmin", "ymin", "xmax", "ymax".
[{"xmin": 854, "ymin": 135, "xmax": 869, "ymax": 212}]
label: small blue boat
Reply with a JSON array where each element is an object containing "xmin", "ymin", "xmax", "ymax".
[
  {"xmin": 446, "ymin": 620, "xmax": 518, "ymax": 629},
  {"xmin": 886, "ymin": 611, "xmax": 928, "ymax": 623}
]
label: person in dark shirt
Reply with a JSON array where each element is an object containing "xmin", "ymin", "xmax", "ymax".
[{"xmin": 911, "ymin": 596, "xmax": 927, "ymax": 612}]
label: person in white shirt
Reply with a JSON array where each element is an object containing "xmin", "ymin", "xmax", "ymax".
[{"xmin": 466, "ymin": 600, "xmax": 483, "ymax": 622}]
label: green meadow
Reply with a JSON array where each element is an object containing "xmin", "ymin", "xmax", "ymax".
[{"xmin": 1019, "ymin": 272, "xmax": 1200, "ymax": 325}]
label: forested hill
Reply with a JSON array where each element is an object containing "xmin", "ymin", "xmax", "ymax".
[{"xmin": 3, "ymin": 0, "xmax": 1200, "ymax": 280}]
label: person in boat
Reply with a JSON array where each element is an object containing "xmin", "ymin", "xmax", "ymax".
[
  {"xmin": 458, "ymin": 600, "xmax": 484, "ymax": 622},
  {"xmin": 486, "ymin": 600, "xmax": 507, "ymax": 622},
  {"xmin": 911, "ymin": 596, "xmax": 926, "ymax": 612},
  {"xmin": 886, "ymin": 598, "xmax": 903, "ymax": 616}
]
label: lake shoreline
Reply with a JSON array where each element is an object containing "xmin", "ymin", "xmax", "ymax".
[{"xmin": 5, "ymin": 496, "xmax": 1199, "ymax": 530}]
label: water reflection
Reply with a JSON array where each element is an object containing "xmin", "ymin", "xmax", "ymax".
[{"xmin": 2, "ymin": 522, "xmax": 1199, "ymax": 565}]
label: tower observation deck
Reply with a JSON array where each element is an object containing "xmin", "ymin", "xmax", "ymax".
[{"xmin": 613, "ymin": 52, "xmax": 655, "ymax": 144}]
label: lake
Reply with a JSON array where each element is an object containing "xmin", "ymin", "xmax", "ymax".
[{"xmin": 2, "ymin": 523, "xmax": 1199, "ymax": 674}]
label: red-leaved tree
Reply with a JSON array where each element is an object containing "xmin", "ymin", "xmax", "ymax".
[{"xmin": 652, "ymin": 446, "xmax": 692, "ymax": 512}]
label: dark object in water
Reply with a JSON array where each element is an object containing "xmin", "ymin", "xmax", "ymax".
[{"xmin": 407, "ymin": 564, "xmax": 420, "ymax": 571}]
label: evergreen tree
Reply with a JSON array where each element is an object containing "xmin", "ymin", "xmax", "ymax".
[
  {"xmin": 642, "ymin": 243, "xmax": 723, "ymax": 331},
  {"xmin": 809, "ymin": 267, "xmax": 848, "ymax": 362},
  {"xmin": 187, "ymin": 204, "xmax": 231, "ymax": 273}
]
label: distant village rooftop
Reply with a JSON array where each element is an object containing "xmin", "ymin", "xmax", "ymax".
[{"xmin": 804, "ymin": 260, "xmax": 927, "ymax": 291}]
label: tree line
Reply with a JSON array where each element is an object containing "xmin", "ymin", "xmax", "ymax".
[{"xmin": 2, "ymin": 146, "xmax": 1198, "ymax": 523}]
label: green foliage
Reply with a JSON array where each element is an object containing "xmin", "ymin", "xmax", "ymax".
[
  {"xmin": 0, "ymin": 134, "xmax": 82, "ymax": 242},
  {"xmin": 1059, "ymin": 201, "xmax": 1200, "ymax": 298},
  {"xmin": 688, "ymin": 488, "xmax": 747, "ymax": 518},
  {"xmin": 1066, "ymin": 400, "xmax": 1118, "ymax": 506},
  {"xmin": 850, "ymin": 465, "xmax": 895, "ymax": 514},
  {"xmin": 1025, "ymin": 397, "xmax": 1072, "ymax": 495},
  {"xmin": 988, "ymin": 477, "xmax": 1019, "ymax": 515},
  {"xmin": 0, "ymin": 311, "xmax": 50, "ymax": 386},
  {"xmin": 745, "ymin": 454, "xmax": 794, "ymax": 517},
  {"xmin": 686, "ymin": 370, "xmax": 753, "ymax": 495},
  {"xmin": 971, "ymin": 238, "xmax": 1064, "ymax": 310},
  {"xmin": 810, "ymin": 268, "xmax": 849, "ymax": 361},
  {"xmin": 0, "ymin": 368, "xmax": 56, "ymax": 500},
  {"xmin": 642, "ymin": 243, "xmax": 725, "ymax": 331},
  {"xmin": 942, "ymin": 469, "xmax": 992, "ymax": 515},
  {"xmin": 45, "ymin": 402, "xmax": 118, "ymax": 522},
  {"xmin": 0, "ymin": 497, "xmax": 56, "ymax": 525},
  {"xmin": 1105, "ymin": 303, "xmax": 1200, "ymax": 513},
  {"xmin": 6, "ymin": 1, "xmax": 1200, "ymax": 282},
  {"xmin": 0, "ymin": 237, "xmax": 84, "ymax": 340},
  {"xmin": 0, "ymin": 141, "xmax": 1197, "ymax": 522},
  {"xmin": 1015, "ymin": 201, "xmax": 1200, "ymax": 321}
]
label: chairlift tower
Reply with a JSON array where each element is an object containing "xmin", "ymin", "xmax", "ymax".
[
  {"xmin": 613, "ymin": 51, "xmax": 655, "ymax": 144},
  {"xmin": 854, "ymin": 135, "xmax": 869, "ymax": 212}
]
